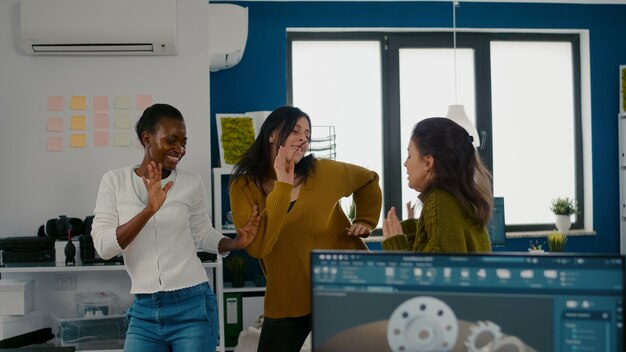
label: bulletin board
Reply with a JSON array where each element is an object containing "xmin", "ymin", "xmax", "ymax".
[{"xmin": 0, "ymin": 0, "xmax": 212, "ymax": 236}]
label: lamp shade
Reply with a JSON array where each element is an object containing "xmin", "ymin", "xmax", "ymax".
[{"xmin": 446, "ymin": 104, "xmax": 480, "ymax": 148}]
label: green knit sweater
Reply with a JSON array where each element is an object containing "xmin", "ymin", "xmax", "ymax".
[
  {"xmin": 230, "ymin": 159, "xmax": 382, "ymax": 318},
  {"xmin": 382, "ymin": 188, "xmax": 491, "ymax": 253}
]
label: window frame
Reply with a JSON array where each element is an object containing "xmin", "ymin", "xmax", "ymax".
[{"xmin": 287, "ymin": 31, "xmax": 584, "ymax": 233}]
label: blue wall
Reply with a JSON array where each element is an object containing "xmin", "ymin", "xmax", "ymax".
[{"xmin": 210, "ymin": 1, "xmax": 626, "ymax": 253}]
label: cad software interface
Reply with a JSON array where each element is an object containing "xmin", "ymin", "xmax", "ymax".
[{"xmin": 311, "ymin": 251, "xmax": 624, "ymax": 352}]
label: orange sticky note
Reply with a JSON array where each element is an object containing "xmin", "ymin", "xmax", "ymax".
[
  {"xmin": 136, "ymin": 95, "xmax": 152, "ymax": 110},
  {"xmin": 70, "ymin": 96, "xmax": 87, "ymax": 110},
  {"xmin": 94, "ymin": 113, "xmax": 109, "ymax": 129},
  {"xmin": 47, "ymin": 117, "xmax": 63, "ymax": 132},
  {"xmin": 48, "ymin": 96, "xmax": 64, "ymax": 111},
  {"xmin": 94, "ymin": 131, "xmax": 109, "ymax": 147},
  {"xmin": 70, "ymin": 115, "xmax": 87, "ymax": 130},
  {"xmin": 114, "ymin": 131, "xmax": 131, "ymax": 146},
  {"xmin": 70, "ymin": 134, "xmax": 86, "ymax": 148},
  {"xmin": 93, "ymin": 96, "xmax": 109, "ymax": 112},
  {"xmin": 47, "ymin": 136, "xmax": 63, "ymax": 151},
  {"xmin": 114, "ymin": 96, "xmax": 132, "ymax": 109}
]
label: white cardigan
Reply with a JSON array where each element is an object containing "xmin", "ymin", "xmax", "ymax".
[{"xmin": 92, "ymin": 166, "xmax": 226, "ymax": 294}]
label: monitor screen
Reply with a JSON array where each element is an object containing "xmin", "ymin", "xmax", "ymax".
[
  {"xmin": 311, "ymin": 251, "xmax": 624, "ymax": 352},
  {"xmin": 487, "ymin": 197, "xmax": 506, "ymax": 246}
]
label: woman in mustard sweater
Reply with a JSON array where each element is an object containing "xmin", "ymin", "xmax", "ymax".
[
  {"xmin": 229, "ymin": 106, "xmax": 382, "ymax": 352},
  {"xmin": 382, "ymin": 117, "xmax": 492, "ymax": 253}
]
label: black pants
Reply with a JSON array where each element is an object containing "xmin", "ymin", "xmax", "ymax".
[{"xmin": 257, "ymin": 314, "xmax": 311, "ymax": 352}]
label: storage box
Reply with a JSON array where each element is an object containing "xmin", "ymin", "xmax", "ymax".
[
  {"xmin": 0, "ymin": 310, "xmax": 49, "ymax": 340},
  {"xmin": 52, "ymin": 312, "xmax": 128, "ymax": 350},
  {"xmin": 0, "ymin": 279, "xmax": 34, "ymax": 315},
  {"xmin": 74, "ymin": 291, "xmax": 120, "ymax": 317}
]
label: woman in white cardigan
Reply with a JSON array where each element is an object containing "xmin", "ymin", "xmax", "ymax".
[{"xmin": 92, "ymin": 103, "xmax": 259, "ymax": 352}]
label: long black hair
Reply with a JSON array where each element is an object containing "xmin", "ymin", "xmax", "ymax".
[
  {"xmin": 231, "ymin": 106, "xmax": 316, "ymax": 195},
  {"xmin": 413, "ymin": 117, "xmax": 493, "ymax": 228}
]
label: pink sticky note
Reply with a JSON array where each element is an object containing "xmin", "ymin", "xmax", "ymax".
[
  {"xmin": 48, "ymin": 96, "xmax": 64, "ymax": 111},
  {"xmin": 47, "ymin": 136, "xmax": 63, "ymax": 151},
  {"xmin": 93, "ymin": 96, "xmax": 109, "ymax": 112},
  {"xmin": 136, "ymin": 95, "xmax": 152, "ymax": 110},
  {"xmin": 47, "ymin": 117, "xmax": 63, "ymax": 132},
  {"xmin": 94, "ymin": 113, "xmax": 109, "ymax": 129},
  {"xmin": 94, "ymin": 131, "xmax": 109, "ymax": 147}
]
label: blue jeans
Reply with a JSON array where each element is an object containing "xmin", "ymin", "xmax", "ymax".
[{"xmin": 124, "ymin": 282, "xmax": 218, "ymax": 352}]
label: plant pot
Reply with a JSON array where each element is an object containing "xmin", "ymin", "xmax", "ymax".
[
  {"xmin": 555, "ymin": 215, "xmax": 571, "ymax": 233},
  {"xmin": 231, "ymin": 275, "xmax": 245, "ymax": 288}
]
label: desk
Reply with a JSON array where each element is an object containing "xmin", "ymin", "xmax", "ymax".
[{"xmin": 0, "ymin": 260, "xmax": 225, "ymax": 352}]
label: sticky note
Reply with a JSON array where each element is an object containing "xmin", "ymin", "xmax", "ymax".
[
  {"xmin": 47, "ymin": 136, "xmax": 63, "ymax": 151},
  {"xmin": 114, "ymin": 113, "xmax": 131, "ymax": 129},
  {"xmin": 93, "ymin": 96, "xmax": 109, "ymax": 112},
  {"xmin": 94, "ymin": 131, "xmax": 109, "ymax": 147},
  {"xmin": 70, "ymin": 134, "xmax": 86, "ymax": 148},
  {"xmin": 70, "ymin": 115, "xmax": 87, "ymax": 130},
  {"xmin": 114, "ymin": 131, "xmax": 131, "ymax": 146},
  {"xmin": 114, "ymin": 96, "xmax": 132, "ymax": 109},
  {"xmin": 70, "ymin": 96, "xmax": 87, "ymax": 110},
  {"xmin": 47, "ymin": 117, "xmax": 63, "ymax": 132},
  {"xmin": 136, "ymin": 95, "xmax": 152, "ymax": 110},
  {"xmin": 47, "ymin": 96, "xmax": 64, "ymax": 111},
  {"xmin": 94, "ymin": 113, "xmax": 109, "ymax": 129}
]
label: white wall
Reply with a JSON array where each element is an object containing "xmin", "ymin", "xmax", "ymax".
[{"xmin": 0, "ymin": 0, "xmax": 211, "ymax": 236}]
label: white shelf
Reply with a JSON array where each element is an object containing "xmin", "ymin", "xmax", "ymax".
[{"xmin": 223, "ymin": 281, "xmax": 266, "ymax": 293}]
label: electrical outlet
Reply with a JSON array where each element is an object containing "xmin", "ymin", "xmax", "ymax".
[{"xmin": 55, "ymin": 273, "xmax": 77, "ymax": 290}]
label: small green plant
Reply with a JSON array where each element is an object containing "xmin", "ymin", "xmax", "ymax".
[
  {"xmin": 547, "ymin": 231, "xmax": 568, "ymax": 252},
  {"xmin": 220, "ymin": 116, "xmax": 255, "ymax": 164},
  {"xmin": 550, "ymin": 197, "xmax": 577, "ymax": 216},
  {"xmin": 223, "ymin": 256, "xmax": 246, "ymax": 275},
  {"xmin": 347, "ymin": 201, "xmax": 356, "ymax": 221}
]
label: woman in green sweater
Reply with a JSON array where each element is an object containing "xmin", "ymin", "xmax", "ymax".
[
  {"xmin": 382, "ymin": 117, "xmax": 492, "ymax": 253},
  {"xmin": 229, "ymin": 106, "xmax": 382, "ymax": 352}
]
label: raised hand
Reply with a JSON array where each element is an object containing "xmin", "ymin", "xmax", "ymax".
[
  {"xmin": 346, "ymin": 222, "xmax": 373, "ymax": 238},
  {"xmin": 274, "ymin": 145, "xmax": 295, "ymax": 185},
  {"xmin": 406, "ymin": 200, "xmax": 417, "ymax": 219},
  {"xmin": 142, "ymin": 161, "xmax": 173, "ymax": 214},
  {"xmin": 232, "ymin": 205, "xmax": 260, "ymax": 249},
  {"xmin": 382, "ymin": 207, "xmax": 403, "ymax": 240}
]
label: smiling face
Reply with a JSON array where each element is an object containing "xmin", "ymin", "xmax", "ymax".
[
  {"xmin": 273, "ymin": 116, "xmax": 311, "ymax": 164},
  {"xmin": 404, "ymin": 139, "xmax": 434, "ymax": 192},
  {"xmin": 144, "ymin": 117, "xmax": 187, "ymax": 171}
]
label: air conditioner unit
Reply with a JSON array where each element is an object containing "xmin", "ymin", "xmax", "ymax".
[
  {"xmin": 208, "ymin": 4, "xmax": 248, "ymax": 72},
  {"xmin": 20, "ymin": 0, "xmax": 176, "ymax": 56}
]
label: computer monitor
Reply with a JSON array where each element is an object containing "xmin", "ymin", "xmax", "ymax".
[
  {"xmin": 487, "ymin": 197, "xmax": 506, "ymax": 246},
  {"xmin": 311, "ymin": 251, "xmax": 624, "ymax": 352}
]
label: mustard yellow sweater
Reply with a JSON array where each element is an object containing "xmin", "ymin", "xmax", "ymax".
[
  {"xmin": 382, "ymin": 188, "xmax": 491, "ymax": 253},
  {"xmin": 229, "ymin": 159, "xmax": 382, "ymax": 318}
]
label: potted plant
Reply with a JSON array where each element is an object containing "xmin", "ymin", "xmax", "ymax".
[
  {"xmin": 547, "ymin": 231, "xmax": 568, "ymax": 252},
  {"xmin": 224, "ymin": 256, "xmax": 247, "ymax": 288},
  {"xmin": 550, "ymin": 197, "xmax": 577, "ymax": 233}
]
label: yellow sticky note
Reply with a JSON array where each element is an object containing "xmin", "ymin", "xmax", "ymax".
[
  {"xmin": 47, "ymin": 136, "xmax": 63, "ymax": 152},
  {"xmin": 114, "ymin": 113, "xmax": 131, "ymax": 129},
  {"xmin": 94, "ymin": 131, "xmax": 109, "ymax": 147},
  {"xmin": 70, "ymin": 115, "xmax": 87, "ymax": 130},
  {"xmin": 48, "ymin": 96, "xmax": 64, "ymax": 111},
  {"xmin": 114, "ymin": 96, "xmax": 132, "ymax": 109},
  {"xmin": 93, "ymin": 96, "xmax": 109, "ymax": 112},
  {"xmin": 70, "ymin": 134, "xmax": 86, "ymax": 148},
  {"xmin": 47, "ymin": 117, "xmax": 63, "ymax": 132},
  {"xmin": 70, "ymin": 96, "xmax": 87, "ymax": 110},
  {"xmin": 114, "ymin": 131, "xmax": 131, "ymax": 146}
]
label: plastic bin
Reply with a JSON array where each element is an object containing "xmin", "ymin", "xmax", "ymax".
[
  {"xmin": 52, "ymin": 312, "xmax": 128, "ymax": 350},
  {"xmin": 74, "ymin": 291, "xmax": 120, "ymax": 317}
]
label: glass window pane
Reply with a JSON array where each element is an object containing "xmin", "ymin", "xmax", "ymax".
[
  {"xmin": 291, "ymin": 40, "xmax": 383, "ymax": 221},
  {"xmin": 399, "ymin": 48, "xmax": 475, "ymax": 215},
  {"xmin": 491, "ymin": 41, "xmax": 576, "ymax": 225}
]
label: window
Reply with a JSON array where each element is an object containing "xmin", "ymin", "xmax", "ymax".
[{"xmin": 288, "ymin": 32, "xmax": 583, "ymax": 232}]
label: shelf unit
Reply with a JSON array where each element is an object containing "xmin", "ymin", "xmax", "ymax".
[
  {"xmin": 213, "ymin": 166, "xmax": 236, "ymax": 235},
  {"xmin": 0, "ymin": 260, "xmax": 226, "ymax": 352},
  {"xmin": 617, "ymin": 65, "xmax": 626, "ymax": 254}
]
